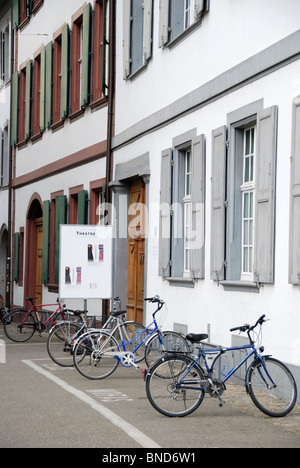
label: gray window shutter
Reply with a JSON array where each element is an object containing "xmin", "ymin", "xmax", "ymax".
[
  {"xmin": 190, "ymin": 134, "xmax": 205, "ymax": 279},
  {"xmin": 170, "ymin": 0, "xmax": 184, "ymax": 41},
  {"xmin": 194, "ymin": 0, "xmax": 205, "ymax": 18},
  {"xmin": 143, "ymin": 0, "xmax": 153, "ymax": 62},
  {"xmin": 254, "ymin": 106, "xmax": 278, "ymax": 284},
  {"xmin": 159, "ymin": 148, "xmax": 172, "ymax": 278},
  {"xmin": 289, "ymin": 97, "xmax": 300, "ymax": 285},
  {"xmin": 0, "ymin": 128, "xmax": 2, "ymax": 185},
  {"xmin": 123, "ymin": 0, "xmax": 131, "ymax": 79},
  {"xmin": 210, "ymin": 126, "xmax": 226, "ymax": 281},
  {"xmin": 159, "ymin": 0, "xmax": 169, "ymax": 47}
]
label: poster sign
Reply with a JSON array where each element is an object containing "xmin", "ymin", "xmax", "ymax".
[{"xmin": 59, "ymin": 225, "xmax": 113, "ymax": 299}]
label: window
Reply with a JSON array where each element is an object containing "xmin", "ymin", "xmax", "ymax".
[
  {"xmin": 159, "ymin": 133, "xmax": 205, "ymax": 284},
  {"xmin": 211, "ymin": 104, "xmax": 278, "ymax": 289},
  {"xmin": 71, "ymin": 3, "xmax": 91, "ymax": 116},
  {"xmin": 159, "ymin": 0, "xmax": 208, "ymax": 47},
  {"xmin": 123, "ymin": 0, "xmax": 153, "ymax": 79},
  {"xmin": 69, "ymin": 186, "xmax": 88, "ymax": 225},
  {"xmin": 90, "ymin": 179, "xmax": 106, "ymax": 225},
  {"xmin": 92, "ymin": 0, "xmax": 108, "ymax": 103},
  {"xmin": 0, "ymin": 26, "xmax": 10, "ymax": 85}
]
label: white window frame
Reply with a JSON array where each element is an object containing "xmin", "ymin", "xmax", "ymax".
[
  {"xmin": 240, "ymin": 126, "xmax": 256, "ymax": 281},
  {"xmin": 183, "ymin": 149, "xmax": 192, "ymax": 274}
]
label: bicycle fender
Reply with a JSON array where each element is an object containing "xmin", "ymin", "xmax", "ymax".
[{"xmin": 245, "ymin": 355, "xmax": 272, "ymax": 394}]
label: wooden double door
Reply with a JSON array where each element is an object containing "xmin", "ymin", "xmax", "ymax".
[{"xmin": 126, "ymin": 179, "xmax": 145, "ymax": 324}]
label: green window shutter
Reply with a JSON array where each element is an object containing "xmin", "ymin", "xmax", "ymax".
[
  {"xmin": 61, "ymin": 24, "xmax": 70, "ymax": 120},
  {"xmin": 14, "ymin": 232, "xmax": 20, "ymax": 283},
  {"xmin": 42, "ymin": 201, "xmax": 50, "ymax": 285},
  {"xmin": 159, "ymin": 148, "xmax": 172, "ymax": 278},
  {"xmin": 78, "ymin": 190, "xmax": 88, "ymax": 225},
  {"xmin": 55, "ymin": 195, "xmax": 67, "ymax": 285},
  {"xmin": 11, "ymin": 72, "xmax": 19, "ymax": 146},
  {"xmin": 45, "ymin": 41, "xmax": 53, "ymax": 128},
  {"xmin": 25, "ymin": 60, "xmax": 32, "ymax": 140},
  {"xmin": 289, "ymin": 97, "xmax": 300, "ymax": 285},
  {"xmin": 12, "ymin": 0, "xmax": 19, "ymax": 29},
  {"xmin": 39, "ymin": 47, "xmax": 46, "ymax": 132},
  {"xmin": 254, "ymin": 106, "xmax": 278, "ymax": 284},
  {"xmin": 210, "ymin": 126, "xmax": 226, "ymax": 281},
  {"xmin": 190, "ymin": 135, "xmax": 206, "ymax": 280},
  {"xmin": 81, "ymin": 3, "xmax": 92, "ymax": 108}
]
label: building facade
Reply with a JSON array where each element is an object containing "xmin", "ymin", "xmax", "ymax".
[
  {"xmin": 0, "ymin": 0, "xmax": 11, "ymax": 305},
  {"xmin": 10, "ymin": 0, "xmax": 113, "ymax": 314},
  {"xmin": 111, "ymin": 0, "xmax": 300, "ymax": 386},
  {"xmin": 4, "ymin": 0, "xmax": 300, "ymax": 391}
]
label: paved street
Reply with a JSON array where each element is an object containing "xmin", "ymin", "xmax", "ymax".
[{"xmin": 0, "ymin": 325, "xmax": 300, "ymax": 450}]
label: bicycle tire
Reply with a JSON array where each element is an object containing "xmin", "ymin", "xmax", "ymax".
[
  {"xmin": 47, "ymin": 321, "xmax": 83, "ymax": 367},
  {"xmin": 144, "ymin": 331, "xmax": 190, "ymax": 368},
  {"xmin": 4, "ymin": 309, "xmax": 36, "ymax": 342},
  {"xmin": 247, "ymin": 356, "xmax": 297, "ymax": 417},
  {"xmin": 73, "ymin": 330, "xmax": 119, "ymax": 380},
  {"xmin": 146, "ymin": 354, "xmax": 205, "ymax": 417},
  {"xmin": 114, "ymin": 321, "xmax": 148, "ymax": 363}
]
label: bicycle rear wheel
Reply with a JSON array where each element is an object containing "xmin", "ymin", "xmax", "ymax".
[
  {"xmin": 146, "ymin": 355, "xmax": 205, "ymax": 417},
  {"xmin": 4, "ymin": 309, "xmax": 36, "ymax": 342},
  {"xmin": 47, "ymin": 321, "xmax": 83, "ymax": 367},
  {"xmin": 247, "ymin": 356, "xmax": 297, "ymax": 417},
  {"xmin": 145, "ymin": 331, "xmax": 190, "ymax": 368},
  {"xmin": 73, "ymin": 330, "xmax": 119, "ymax": 380}
]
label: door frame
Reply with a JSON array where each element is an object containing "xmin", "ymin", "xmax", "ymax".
[
  {"xmin": 110, "ymin": 153, "xmax": 150, "ymax": 323},
  {"xmin": 24, "ymin": 194, "xmax": 43, "ymax": 307}
]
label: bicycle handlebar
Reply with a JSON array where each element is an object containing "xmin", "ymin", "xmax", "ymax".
[
  {"xmin": 144, "ymin": 295, "xmax": 164, "ymax": 305},
  {"xmin": 230, "ymin": 314, "xmax": 266, "ymax": 333}
]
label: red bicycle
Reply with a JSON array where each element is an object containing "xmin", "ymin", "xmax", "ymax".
[{"xmin": 3, "ymin": 297, "xmax": 69, "ymax": 343}]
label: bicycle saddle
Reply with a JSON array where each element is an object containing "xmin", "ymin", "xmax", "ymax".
[
  {"xmin": 186, "ymin": 333, "xmax": 208, "ymax": 343},
  {"xmin": 26, "ymin": 297, "xmax": 37, "ymax": 302},
  {"xmin": 110, "ymin": 310, "xmax": 127, "ymax": 317}
]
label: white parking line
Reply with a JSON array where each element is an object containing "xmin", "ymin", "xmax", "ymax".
[{"xmin": 22, "ymin": 359, "xmax": 160, "ymax": 449}]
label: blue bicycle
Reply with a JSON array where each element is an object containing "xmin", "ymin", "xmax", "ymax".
[{"xmin": 145, "ymin": 315, "xmax": 298, "ymax": 418}]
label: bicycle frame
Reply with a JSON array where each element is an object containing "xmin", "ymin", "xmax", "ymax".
[
  {"xmin": 117, "ymin": 317, "xmax": 160, "ymax": 354},
  {"xmin": 21, "ymin": 303, "xmax": 65, "ymax": 329},
  {"xmin": 177, "ymin": 343, "xmax": 275, "ymax": 391}
]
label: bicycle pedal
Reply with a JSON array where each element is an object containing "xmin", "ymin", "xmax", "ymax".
[
  {"xmin": 218, "ymin": 398, "xmax": 226, "ymax": 407},
  {"xmin": 141, "ymin": 369, "xmax": 147, "ymax": 380}
]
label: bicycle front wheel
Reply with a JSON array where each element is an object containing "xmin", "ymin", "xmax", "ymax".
[
  {"xmin": 145, "ymin": 331, "xmax": 190, "ymax": 368},
  {"xmin": 146, "ymin": 355, "xmax": 205, "ymax": 417},
  {"xmin": 47, "ymin": 321, "xmax": 83, "ymax": 367},
  {"xmin": 4, "ymin": 309, "xmax": 36, "ymax": 342},
  {"xmin": 73, "ymin": 330, "xmax": 119, "ymax": 380},
  {"xmin": 247, "ymin": 357, "xmax": 297, "ymax": 417}
]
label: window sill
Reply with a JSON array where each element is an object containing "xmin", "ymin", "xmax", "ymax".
[
  {"xmin": 219, "ymin": 280, "xmax": 260, "ymax": 293},
  {"xmin": 166, "ymin": 277, "xmax": 195, "ymax": 288}
]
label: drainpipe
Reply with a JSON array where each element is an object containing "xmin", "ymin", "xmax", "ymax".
[{"xmin": 105, "ymin": 0, "xmax": 115, "ymax": 208}]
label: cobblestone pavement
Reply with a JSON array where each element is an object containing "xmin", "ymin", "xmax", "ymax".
[{"xmin": 224, "ymin": 382, "xmax": 300, "ymax": 435}]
